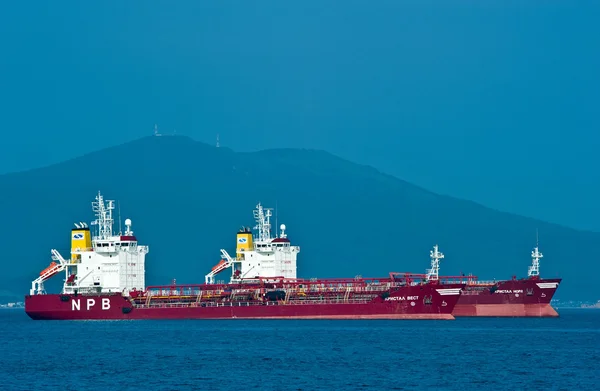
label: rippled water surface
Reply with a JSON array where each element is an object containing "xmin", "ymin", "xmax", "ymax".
[{"xmin": 1, "ymin": 308, "xmax": 598, "ymax": 390}]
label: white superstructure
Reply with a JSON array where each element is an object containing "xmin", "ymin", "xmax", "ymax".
[
  {"xmin": 30, "ymin": 191, "xmax": 149, "ymax": 296},
  {"xmin": 205, "ymin": 203, "xmax": 300, "ymax": 284}
]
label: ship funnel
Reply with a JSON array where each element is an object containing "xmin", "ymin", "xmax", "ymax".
[
  {"xmin": 236, "ymin": 227, "xmax": 253, "ymax": 257},
  {"xmin": 71, "ymin": 224, "xmax": 92, "ymax": 258}
]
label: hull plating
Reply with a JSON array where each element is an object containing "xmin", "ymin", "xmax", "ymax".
[
  {"xmin": 25, "ymin": 284, "xmax": 463, "ymax": 321},
  {"xmin": 452, "ymin": 303, "xmax": 558, "ymax": 317},
  {"xmin": 453, "ymin": 278, "xmax": 561, "ymax": 317}
]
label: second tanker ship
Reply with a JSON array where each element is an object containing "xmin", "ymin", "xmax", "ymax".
[
  {"xmin": 451, "ymin": 244, "xmax": 561, "ymax": 317},
  {"xmin": 416, "ymin": 245, "xmax": 561, "ymax": 317},
  {"xmin": 25, "ymin": 192, "xmax": 465, "ymax": 320}
]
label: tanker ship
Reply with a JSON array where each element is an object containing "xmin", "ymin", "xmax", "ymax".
[
  {"xmin": 418, "ymin": 245, "xmax": 561, "ymax": 317},
  {"xmin": 24, "ymin": 192, "xmax": 465, "ymax": 320}
]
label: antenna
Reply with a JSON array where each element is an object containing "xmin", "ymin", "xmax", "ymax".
[
  {"xmin": 275, "ymin": 200, "xmax": 278, "ymax": 237},
  {"xmin": 528, "ymin": 231, "xmax": 543, "ymax": 278},
  {"xmin": 125, "ymin": 218, "xmax": 133, "ymax": 236},
  {"xmin": 118, "ymin": 201, "xmax": 122, "ymax": 235},
  {"xmin": 253, "ymin": 203, "xmax": 273, "ymax": 242},
  {"xmin": 280, "ymin": 224, "xmax": 287, "ymax": 238},
  {"xmin": 92, "ymin": 191, "xmax": 115, "ymax": 240}
]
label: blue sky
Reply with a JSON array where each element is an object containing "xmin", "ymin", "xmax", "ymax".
[{"xmin": 0, "ymin": 1, "xmax": 598, "ymax": 231}]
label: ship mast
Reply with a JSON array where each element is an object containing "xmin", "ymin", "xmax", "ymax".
[
  {"xmin": 92, "ymin": 191, "xmax": 115, "ymax": 240},
  {"xmin": 426, "ymin": 244, "xmax": 444, "ymax": 281},
  {"xmin": 253, "ymin": 202, "xmax": 273, "ymax": 242},
  {"xmin": 528, "ymin": 237, "xmax": 543, "ymax": 278}
]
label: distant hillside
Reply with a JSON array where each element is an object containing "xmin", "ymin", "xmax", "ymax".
[{"xmin": 0, "ymin": 135, "xmax": 595, "ymax": 300}]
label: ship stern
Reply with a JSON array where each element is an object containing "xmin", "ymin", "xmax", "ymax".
[{"xmin": 25, "ymin": 293, "xmax": 132, "ymax": 320}]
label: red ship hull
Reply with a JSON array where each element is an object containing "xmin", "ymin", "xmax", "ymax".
[
  {"xmin": 25, "ymin": 283, "xmax": 464, "ymax": 320},
  {"xmin": 452, "ymin": 278, "xmax": 561, "ymax": 317}
]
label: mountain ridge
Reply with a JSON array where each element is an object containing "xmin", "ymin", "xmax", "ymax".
[
  {"xmin": 3, "ymin": 135, "xmax": 588, "ymax": 234},
  {"xmin": 1, "ymin": 135, "xmax": 595, "ymax": 300},
  {"xmin": 250, "ymin": 143, "xmax": 593, "ymax": 235}
]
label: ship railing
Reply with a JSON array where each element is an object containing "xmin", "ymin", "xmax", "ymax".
[
  {"xmin": 62, "ymin": 289, "xmax": 120, "ymax": 296},
  {"xmin": 465, "ymin": 280, "xmax": 497, "ymax": 286},
  {"xmin": 260, "ymin": 277, "xmax": 397, "ymax": 286},
  {"xmin": 288, "ymin": 286, "xmax": 390, "ymax": 295},
  {"xmin": 141, "ymin": 282, "xmax": 400, "ymax": 298},
  {"xmin": 285, "ymin": 298, "xmax": 374, "ymax": 305},
  {"xmin": 135, "ymin": 301, "xmax": 265, "ymax": 309},
  {"xmin": 133, "ymin": 297, "xmax": 381, "ymax": 309},
  {"xmin": 93, "ymin": 246, "xmax": 118, "ymax": 254},
  {"xmin": 460, "ymin": 290, "xmax": 485, "ymax": 295},
  {"xmin": 435, "ymin": 275, "xmax": 479, "ymax": 283},
  {"xmin": 145, "ymin": 288, "xmax": 228, "ymax": 297},
  {"xmin": 430, "ymin": 278, "xmax": 475, "ymax": 285},
  {"xmin": 143, "ymin": 279, "xmax": 402, "ymax": 293}
]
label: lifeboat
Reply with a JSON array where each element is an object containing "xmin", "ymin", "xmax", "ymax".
[
  {"xmin": 39, "ymin": 261, "xmax": 58, "ymax": 276},
  {"xmin": 212, "ymin": 259, "xmax": 227, "ymax": 271}
]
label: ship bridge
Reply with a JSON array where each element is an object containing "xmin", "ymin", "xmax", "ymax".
[
  {"xmin": 29, "ymin": 191, "xmax": 149, "ymax": 296},
  {"xmin": 205, "ymin": 203, "xmax": 300, "ymax": 284}
]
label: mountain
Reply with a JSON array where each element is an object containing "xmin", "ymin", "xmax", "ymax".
[{"xmin": 0, "ymin": 135, "xmax": 596, "ymax": 301}]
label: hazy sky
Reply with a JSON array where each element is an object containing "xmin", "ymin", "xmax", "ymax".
[{"xmin": 1, "ymin": 1, "xmax": 598, "ymax": 231}]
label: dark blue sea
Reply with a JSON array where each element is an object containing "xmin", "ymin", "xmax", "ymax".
[{"xmin": 1, "ymin": 308, "xmax": 598, "ymax": 391}]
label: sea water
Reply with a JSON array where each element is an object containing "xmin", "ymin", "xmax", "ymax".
[{"xmin": 0, "ymin": 308, "xmax": 598, "ymax": 390}]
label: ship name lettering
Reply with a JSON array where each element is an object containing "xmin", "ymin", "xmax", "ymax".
[
  {"xmin": 385, "ymin": 296, "xmax": 419, "ymax": 301},
  {"xmin": 495, "ymin": 289, "xmax": 525, "ymax": 294},
  {"xmin": 71, "ymin": 298, "xmax": 111, "ymax": 311}
]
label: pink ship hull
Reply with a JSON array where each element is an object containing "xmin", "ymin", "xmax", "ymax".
[
  {"xmin": 452, "ymin": 303, "xmax": 558, "ymax": 317},
  {"xmin": 25, "ymin": 284, "xmax": 464, "ymax": 320},
  {"xmin": 452, "ymin": 278, "xmax": 561, "ymax": 317}
]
